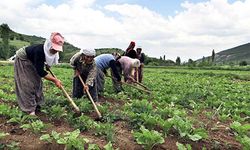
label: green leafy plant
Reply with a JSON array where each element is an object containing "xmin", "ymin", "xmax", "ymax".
[
  {"xmin": 103, "ymin": 110, "xmax": 124, "ymax": 123},
  {"xmin": 0, "ymin": 132, "xmax": 9, "ymax": 139},
  {"xmin": 94, "ymin": 123, "xmax": 115, "ymax": 142},
  {"xmin": 6, "ymin": 141, "xmax": 20, "ymax": 150},
  {"xmin": 7, "ymin": 114, "xmax": 37, "ymax": 125},
  {"xmin": 21, "ymin": 120, "xmax": 48, "ymax": 134},
  {"xmin": 40, "ymin": 129, "xmax": 89, "ymax": 150},
  {"xmin": 88, "ymin": 144, "xmax": 100, "ymax": 150},
  {"xmin": 42, "ymin": 105, "xmax": 67, "ymax": 120},
  {"xmin": 72, "ymin": 115, "xmax": 95, "ymax": 131},
  {"xmin": 176, "ymin": 142, "xmax": 192, "ymax": 150},
  {"xmin": 235, "ymin": 135, "xmax": 250, "ymax": 150},
  {"xmin": 230, "ymin": 121, "xmax": 250, "ymax": 136},
  {"xmin": 78, "ymin": 101, "xmax": 93, "ymax": 113},
  {"xmin": 133, "ymin": 126, "xmax": 164, "ymax": 150},
  {"xmin": 230, "ymin": 121, "xmax": 250, "ymax": 149},
  {"xmin": 103, "ymin": 141, "xmax": 118, "ymax": 150}
]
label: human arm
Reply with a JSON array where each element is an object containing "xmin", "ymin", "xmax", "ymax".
[
  {"xmin": 85, "ymin": 63, "xmax": 97, "ymax": 88},
  {"xmin": 109, "ymin": 60, "xmax": 121, "ymax": 82},
  {"xmin": 70, "ymin": 52, "xmax": 82, "ymax": 68},
  {"xmin": 44, "ymin": 73, "xmax": 62, "ymax": 88}
]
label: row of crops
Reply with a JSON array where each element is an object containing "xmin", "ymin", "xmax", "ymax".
[{"xmin": 0, "ymin": 63, "xmax": 250, "ymax": 149}]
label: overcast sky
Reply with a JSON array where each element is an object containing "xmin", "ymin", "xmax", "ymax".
[{"xmin": 0, "ymin": 0, "xmax": 249, "ymax": 61}]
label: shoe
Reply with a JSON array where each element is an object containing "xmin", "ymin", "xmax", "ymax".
[
  {"xmin": 95, "ymin": 102, "xmax": 101, "ymax": 106},
  {"xmin": 29, "ymin": 111, "xmax": 36, "ymax": 116},
  {"xmin": 35, "ymin": 105, "xmax": 41, "ymax": 113}
]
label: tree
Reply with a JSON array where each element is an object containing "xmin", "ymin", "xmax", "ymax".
[
  {"xmin": 211, "ymin": 49, "xmax": 215, "ymax": 63},
  {"xmin": 163, "ymin": 55, "xmax": 166, "ymax": 60},
  {"xmin": 188, "ymin": 59, "xmax": 195, "ymax": 67},
  {"xmin": 239, "ymin": 61, "xmax": 247, "ymax": 66},
  {"xmin": 176, "ymin": 56, "xmax": 181, "ymax": 66},
  {"xmin": 0, "ymin": 23, "xmax": 10, "ymax": 59},
  {"xmin": 202, "ymin": 56, "xmax": 205, "ymax": 63}
]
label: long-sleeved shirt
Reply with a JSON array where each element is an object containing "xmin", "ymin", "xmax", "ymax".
[
  {"xmin": 137, "ymin": 53, "xmax": 145, "ymax": 63},
  {"xmin": 94, "ymin": 54, "xmax": 121, "ymax": 81},
  {"xmin": 70, "ymin": 52, "xmax": 97, "ymax": 86},
  {"xmin": 25, "ymin": 44, "xmax": 48, "ymax": 77},
  {"xmin": 125, "ymin": 49, "xmax": 137, "ymax": 59},
  {"xmin": 117, "ymin": 56, "xmax": 134, "ymax": 80}
]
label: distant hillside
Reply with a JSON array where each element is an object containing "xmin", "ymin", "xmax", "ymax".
[
  {"xmin": 0, "ymin": 24, "xmax": 128, "ymax": 62},
  {"xmin": 215, "ymin": 43, "xmax": 250, "ymax": 63},
  {"xmin": 0, "ymin": 24, "xmax": 83, "ymax": 62},
  {"xmin": 1, "ymin": 24, "xmax": 175, "ymax": 66}
]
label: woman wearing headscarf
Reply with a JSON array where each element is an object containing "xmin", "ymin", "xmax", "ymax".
[
  {"xmin": 70, "ymin": 49, "xmax": 98, "ymax": 102},
  {"xmin": 116, "ymin": 56, "xmax": 140, "ymax": 83},
  {"xmin": 124, "ymin": 41, "xmax": 137, "ymax": 59},
  {"xmin": 14, "ymin": 32, "xmax": 65, "ymax": 115}
]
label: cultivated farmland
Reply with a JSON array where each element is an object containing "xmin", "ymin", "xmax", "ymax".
[{"xmin": 0, "ymin": 63, "xmax": 250, "ymax": 150}]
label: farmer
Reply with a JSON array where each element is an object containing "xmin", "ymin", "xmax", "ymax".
[
  {"xmin": 14, "ymin": 32, "xmax": 64, "ymax": 115},
  {"xmin": 135, "ymin": 47, "xmax": 145, "ymax": 83},
  {"xmin": 95, "ymin": 52, "xmax": 122, "ymax": 94},
  {"xmin": 124, "ymin": 41, "xmax": 137, "ymax": 59},
  {"xmin": 70, "ymin": 49, "xmax": 98, "ymax": 102},
  {"xmin": 116, "ymin": 56, "xmax": 140, "ymax": 83}
]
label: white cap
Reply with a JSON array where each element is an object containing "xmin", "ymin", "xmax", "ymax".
[{"xmin": 80, "ymin": 48, "xmax": 96, "ymax": 56}]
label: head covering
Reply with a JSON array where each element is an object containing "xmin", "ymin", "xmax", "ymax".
[
  {"xmin": 50, "ymin": 32, "xmax": 64, "ymax": 51},
  {"xmin": 80, "ymin": 48, "xmax": 96, "ymax": 56},
  {"xmin": 126, "ymin": 41, "xmax": 136, "ymax": 52},
  {"xmin": 43, "ymin": 32, "xmax": 64, "ymax": 66},
  {"xmin": 112, "ymin": 52, "xmax": 121, "ymax": 60},
  {"xmin": 131, "ymin": 58, "xmax": 140, "ymax": 67}
]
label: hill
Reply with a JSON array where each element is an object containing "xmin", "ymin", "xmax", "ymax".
[
  {"xmin": 214, "ymin": 43, "xmax": 250, "ymax": 64},
  {"xmin": 1, "ymin": 24, "xmax": 175, "ymax": 65},
  {"xmin": 0, "ymin": 23, "xmax": 81, "ymax": 62},
  {"xmin": 0, "ymin": 24, "xmax": 129, "ymax": 62}
]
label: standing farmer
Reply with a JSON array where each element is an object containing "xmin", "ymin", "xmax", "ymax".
[
  {"xmin": 135, "ymin": 47, "xmax": 145, "ymax": 83},
  {"xmin": 95, "ymin": 53, "xmax": 122, "ymax": 94},
  {"xmin": 14, "ymin": 32, "xmax": 64, "ymax": 115},
  {"xmin": 70, "ymin": 49, "xmax": 98, "ymax": 102},
  {"xmin": 124, "ymin": 41, "xmax": 137, "ymax": 59}
]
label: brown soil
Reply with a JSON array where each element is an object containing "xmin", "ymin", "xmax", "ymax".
[{"xmin": 0, "ymin": 98, "xmax": 242, "ymax": 150}]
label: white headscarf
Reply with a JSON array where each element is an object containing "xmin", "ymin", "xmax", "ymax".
[
  {"xmin": 80, "ymin": 48, "xmax": 96, "ymax": 56},
  {"xmin": 43, "ymin": 39, "xmax": 59, "ymax": 66},
  {"xmin": 131, "ymin": 58, "xmax": 140, "ymax": 67}
]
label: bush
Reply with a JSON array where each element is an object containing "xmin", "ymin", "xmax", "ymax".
[{"xmin": 239, "ymin": 61, "xmax": 247, "ymax": 66}]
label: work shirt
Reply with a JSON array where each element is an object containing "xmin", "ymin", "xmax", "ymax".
[
  {"xmin": 117, "ymin": 56, "xmax": 134, "ymax": 80},
  {"xmin": 25, "ymin": 44, "xmax": 48, "ymax": 77},
  {"xmin": 94, "ymin": 54, "xmax": 121, "ymax": 81},
  {"xmin": 70, "ymin": 52, "xmax": 97, "ymax": 86}
]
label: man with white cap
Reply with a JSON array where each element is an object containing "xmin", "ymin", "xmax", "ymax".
[
  {"xmin": 70, "ymin": 48, "xmax": 98, "ymax": 102},
  {"xmin": 14, "ymin": 32, "xmax": 65, "ymax": 115}
]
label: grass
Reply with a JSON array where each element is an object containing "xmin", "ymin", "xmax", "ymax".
[{"xmin": 0, "ymin": 38, "xmax": 30, "ymax": 49}]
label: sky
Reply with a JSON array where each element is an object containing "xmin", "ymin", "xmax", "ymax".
[{"xmin": 0, "ymin": 0, "xmax": 250, "ymax": 61}]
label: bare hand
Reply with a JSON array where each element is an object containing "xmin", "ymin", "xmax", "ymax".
[
  {"xmin": 128, "ymin": 76, "xmax": 136, "ymax": 82},
  {"xmin": 54, "ymin": 79, "xmax": 62, "ymax": 88},
  {"xmin": 75, "ymin": 70, "xmax": 80, "ymax": 77},
  {"xmin": 83, "ymin": 85, "xmax": 89, "ymax": 91}
]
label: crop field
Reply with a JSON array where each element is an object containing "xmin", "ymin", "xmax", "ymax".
[{"xmin": 0, "ymin": 63, "xmax": 250, "ymax": 150}]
